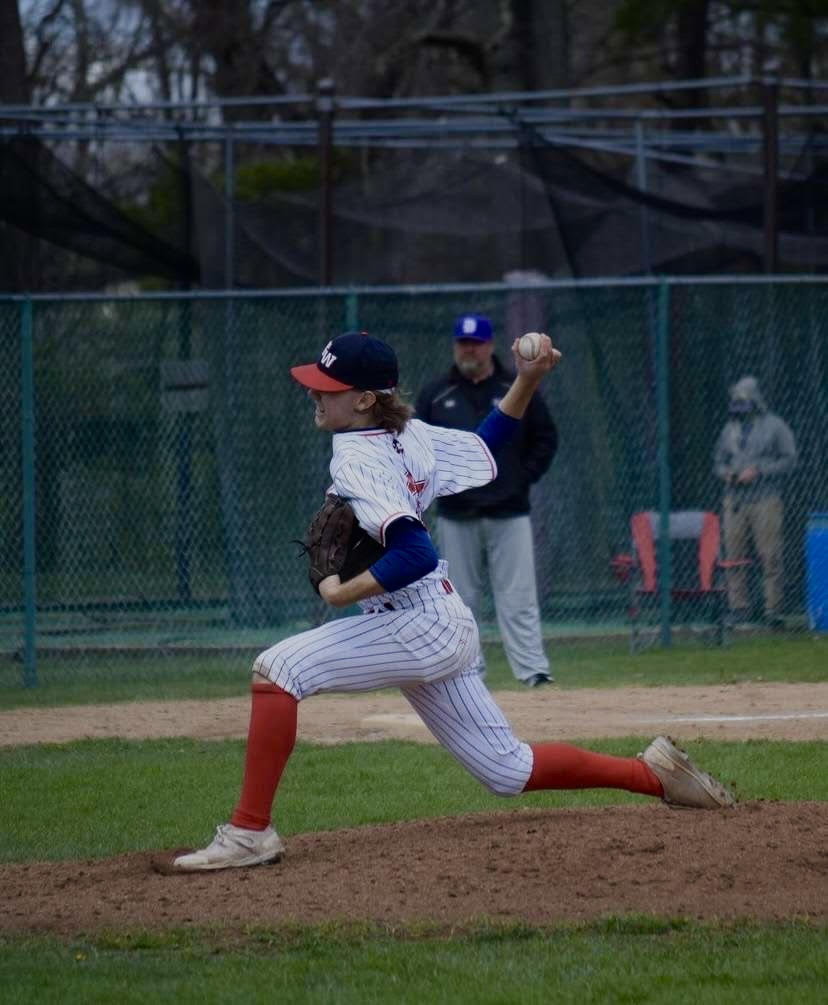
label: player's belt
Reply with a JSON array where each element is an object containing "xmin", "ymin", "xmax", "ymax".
[{"xmin": 364, "ymin": 578, "xmax": 455, "ymax": 614}]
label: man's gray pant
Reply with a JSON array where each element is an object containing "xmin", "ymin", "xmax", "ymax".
[{"xmin": 437, "ymin": 514, "xmax": 550, "ymax": 683}]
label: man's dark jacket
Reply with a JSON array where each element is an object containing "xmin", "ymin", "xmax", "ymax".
[{"xmin": 415, "ymin": 355, "xmax": 558, "ymax": 520}]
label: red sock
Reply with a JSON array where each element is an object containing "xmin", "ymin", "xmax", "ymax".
[
  {"xmin": 523, "ymin": 742, "xmax": 663, "ymax": 797},
  {"xmin": 230, "ymin": 683, "xmax": 298, "ymax": 830}
]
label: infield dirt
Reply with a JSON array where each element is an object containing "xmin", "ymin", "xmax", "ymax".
[{"xmin": 2, "ymin": 681, "xmax": 826, "ymax": 935}]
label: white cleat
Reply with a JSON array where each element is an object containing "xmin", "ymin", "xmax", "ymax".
[
  {"xmin": 639, "ymin": 735, "xmax": 735, "ymax": 809},
  {"xmin": 172, "ymin": 823, "xmax": 285, "ymax": 871}
]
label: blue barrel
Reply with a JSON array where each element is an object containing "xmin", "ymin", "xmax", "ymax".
[{"xmin": 805, "ymin": 513, "xmax": 828, "ymax": 632}]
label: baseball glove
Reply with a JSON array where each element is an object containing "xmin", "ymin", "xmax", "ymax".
[{"xmin": 300, "ymin": 494, "xmax": 386, "ymax": 593}]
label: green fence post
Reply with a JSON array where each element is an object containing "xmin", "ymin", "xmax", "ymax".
[
  {"xmin": 656, "ymin": 280, "xmax": 672, "ymax": 647},
  {"xmin": 176, "ymin": 298, "xmax": 193, "ymax": 604},
  {"xmin": 20, "ymin": 297, "xmax": 37, "ymax": 686},
  {"xmin": 345, "ymin": 291, "xmax": 359, "ymax": 330}
]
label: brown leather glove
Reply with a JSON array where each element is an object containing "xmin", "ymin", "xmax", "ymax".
[{"xmin": 301, "ymin": 494, "xmax": 385, "ymax": 594}]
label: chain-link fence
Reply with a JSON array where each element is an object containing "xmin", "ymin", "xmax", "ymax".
[{"xmin": 1, "ymin": 278, "xmax": 826, "ymax": 688}]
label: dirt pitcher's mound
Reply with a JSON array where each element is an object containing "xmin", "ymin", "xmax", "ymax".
[{"xmin": 3, "ymin": 802, "xmax": 825, "ymax": 936}]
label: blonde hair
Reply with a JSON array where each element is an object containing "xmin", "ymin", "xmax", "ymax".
[{"xmin": 369, "ymin": 388, "xmax": 414, "ymax": 434}]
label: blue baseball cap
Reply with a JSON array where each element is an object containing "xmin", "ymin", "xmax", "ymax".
[
  {"xmin": 453, "ymin": 314, "xmax": 492, "ymax": 342},
  {"xmin": 290, "ymin": 331, "xmax": 399, "ymax": 392}
]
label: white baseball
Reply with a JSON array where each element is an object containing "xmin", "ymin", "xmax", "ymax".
[{"xmin": 518, "ymin": 332, "xmax": 543, "ymax": 360}]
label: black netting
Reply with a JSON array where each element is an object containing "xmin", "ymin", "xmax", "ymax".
[
  {"xmin": 0, "ymin": 138, "xmax": 198, "ymax": 288},
  {"xmin": 3, "ymin": 120, "xmax": 828, "ymax": 292}
]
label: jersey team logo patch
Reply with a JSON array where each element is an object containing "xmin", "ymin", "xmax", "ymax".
[{"xmin": 406, "ymin": 471, "xmax": 428, "ymax": 497}]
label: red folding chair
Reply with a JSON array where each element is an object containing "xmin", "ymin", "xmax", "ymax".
[{"xmin": 611, "ymin": 510, "xmax": 750, "ymax": 650}]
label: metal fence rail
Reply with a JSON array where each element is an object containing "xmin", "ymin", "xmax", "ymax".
[{"xmin": 1, "ymin": 277, "xmax": 826, "ymax": 687}]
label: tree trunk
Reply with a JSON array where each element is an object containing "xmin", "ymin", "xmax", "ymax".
[
  {"xmin": 511, "ymin": 0, "xmax": 570, "ymax": 92},
  {"xmin": 674, "ymin": 0, "xmax": 709, "ymax": 105},
  {"xmin": 0, "ymin": 0, "xmax": 39, "ymax": 291},
  {"xmin": 0, "ymin": 0, "xmax": 29, "ymax": 103}
]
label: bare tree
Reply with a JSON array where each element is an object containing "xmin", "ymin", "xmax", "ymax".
[
  {"xmin": 7, "ymin": 0, "xmax": 828, "ymax": 112},
  {"xmin": 607, "ymin": 1, "xmax": 828, "ymax": 88}
]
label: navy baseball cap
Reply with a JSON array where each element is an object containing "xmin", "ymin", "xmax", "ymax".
[
  {"xmin": 290, "ymin": 331, "xmax": 399, "ymax": 392},
  {"xmin": 453, "ymin": 314, "xmax": 492, "ymax": 342}
]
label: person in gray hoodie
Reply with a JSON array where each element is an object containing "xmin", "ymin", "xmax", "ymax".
[{"xmin": 713, "ymin": 376, "xmax": 797, "ymax": 627}]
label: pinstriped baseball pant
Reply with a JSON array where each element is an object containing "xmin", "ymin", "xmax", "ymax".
[{"xmin": 253, "ymin": 594, "xmax": 534, "ymax": 796}]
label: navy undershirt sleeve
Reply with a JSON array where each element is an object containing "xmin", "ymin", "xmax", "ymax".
[
  {"xmin": 475, "ymin": 406, "xmax": 521, "ymax": 451},
  {"xmin": 369, "ymin": 518, "xmax": 438, "ymax": 593}
]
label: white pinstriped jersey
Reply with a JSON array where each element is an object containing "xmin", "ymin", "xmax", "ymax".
[
  {"xmin": 254, "ymin": 417, "xmax": 533, "ymax": 795},
  {"xmin": 330, "ymin": 418, "xmax": 496, "ymax": 543}
]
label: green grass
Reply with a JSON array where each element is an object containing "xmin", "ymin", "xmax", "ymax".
[
  {"xmin": 1, "ymin": 634, "xmax": 825, "ymax": 708},
  {"xmin": 2, "ymin": 638, "xmax": 826, "ymax": 1001},
  {"xmin": 1, "ymin": 920, "xmax": 826, "ymax": 1004},
  {"xmin": 2, "ymin": 737, "xmax": 826, "ymax": 864},
  {"xmin": 1, "ymin": 734, "xmax": 826, "ymax": 1001},
  {"xmin": 487, "ymin": 634, "xmax": 828, "ymax": 691}
]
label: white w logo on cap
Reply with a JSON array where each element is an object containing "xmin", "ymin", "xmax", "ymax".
[{"xmin": 320, "ymin": 342, "xmax": 337, "ymax": 369}]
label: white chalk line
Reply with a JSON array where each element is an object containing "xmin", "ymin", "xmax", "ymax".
[
  {"xmin": 638, "ymin": 711, "xmax": 828, "ymax": 724},
  {"xmin": 363, "ymin": 711, "xmax": 828, "ymax": 728}
]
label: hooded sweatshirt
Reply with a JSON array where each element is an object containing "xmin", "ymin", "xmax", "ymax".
[{"xmin": 712, "ymin": 376, "xmax": 797, "ymax": 501}]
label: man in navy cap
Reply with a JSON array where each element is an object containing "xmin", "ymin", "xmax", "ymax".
[{"xmin": 415, "ymin": 314, "xmax": 558, "ymax": 686}]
